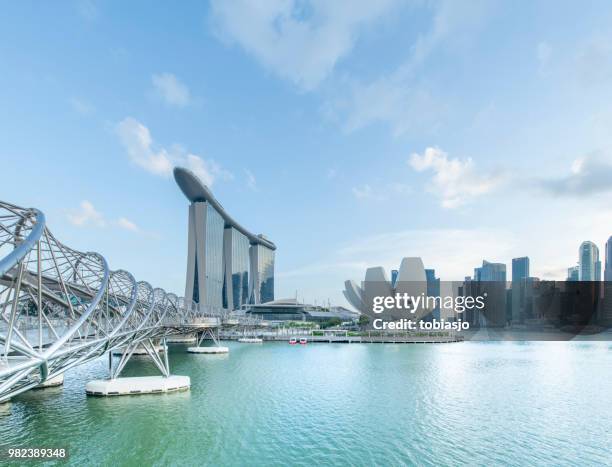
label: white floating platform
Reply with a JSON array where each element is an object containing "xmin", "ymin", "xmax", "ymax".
[
  {"xmin": 36, "ymin": 373, "xmax": 64, "ymax": 388},
  {"xmin": 238, "ymin": 338, "xmax": 263, "ymax": 343},
  {"xmin": 167, "ymin": 335, "xmax": 197, "ymax": 344},
  {"xmin": 187, "ymin": 346, "xmax": 229, "ymax": 354},
  {"xmin": 112, "ymin": 345, "xmax": 164, "ymax": 356},
  {"xmin": 85, "ymin": 375, "xmax": 190, "ymax": 396}
]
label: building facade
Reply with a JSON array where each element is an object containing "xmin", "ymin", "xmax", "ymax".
[
  {"xmin": 512, "ymin": 257, "xmax": 529, "ymax": 282},
  {"xmin": 175, "ymin": 167, "xmax": 276, "ymax": 311},
  {"xmin": 579, "ymin": 241, "xmax": 601, "ymax": 281},
  {"xmin": 605, "ymin": 236, "xmax": 612, "ymax": 282}
]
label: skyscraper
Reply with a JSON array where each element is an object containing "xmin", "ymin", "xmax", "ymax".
[
  {"xmin": 425, "ymin": 269, "xmax": 440, "ymax": 319},
  {"xmin": 512, "ymin": 257, "xmax": 529, "ymax": 282},
  {"xmin": 567, "ymin": 266, "xmax": 579, "ymax": 281},
  {"xmin": 579, "ymin": 241, "xmax": 601, "ymax": 281},
  {"xmin": 474, "ymin": 260, "xmax": 506, "ymax": 282},
  {"xmin": 174, "ymin": 167, "xmax": 276, "ymax": 310},
  {"xmin": 473, "ymin": 260, "xmax": 506, "ymax": 326},
  {"xmin": 605, "ymin": 236, "xmax": 612, "ymax": 281},
  {"xmin": 511, "ymin": 257, "xmax": 529, "ymax": 324},
  {"xmin": 391, "ymin": 269, "xmax": 399, "ymax": 288}
]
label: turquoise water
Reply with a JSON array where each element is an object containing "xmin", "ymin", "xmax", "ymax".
[{"xmin": 0, "ymin": 341, "xmax": 610, "ymax": 466}]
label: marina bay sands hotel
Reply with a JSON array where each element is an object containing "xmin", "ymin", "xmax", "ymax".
[{"xmin": 174, "ymin": 167, "xmax": 275, "ymax": 311}]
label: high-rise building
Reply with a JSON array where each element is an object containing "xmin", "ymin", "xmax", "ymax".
[
  {"xmin": 425, "ymin": 269, "xmax": 440, "ymax": 319},
  {"xmin": 473, "ymin": 260, "xmax": 507, "ymax": 326},
  {"xmin": 391, "ymin": 269, "xmax": 399, "ymax": 288},
  {"xmin": 474, "ymin": 260, "xmax": 506, "ymax": 282},
  {"xmin": 223, "ymin": 227, "xmax": 250, "ymax": 310},
  {"xmin": 249, "ymin": 239, "xmax": 275, "ymax": 304},
  {"xmin": 605, "ymin": 236, "xmax": 612, "ymax": 281},
  {"xmin": 512, "ymin": 257, "xmax": 529, "ymax": 282},
  {"xmin": 511, "ymin": 257, "xmax": 529, "ymax": 324},
  {"xmin": 567, "ymin": 266, "xmax": 579, "ymax": 281},
  {"xmin": 174, "ymin": 167, "xmax": 276, "ymax": 310},
  {"xmin": 579, "ymin": 241, "xmax": 601, "ymax": 281}
]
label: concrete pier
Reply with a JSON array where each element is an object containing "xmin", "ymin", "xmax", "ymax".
[
  {"xmin": 36, "ymin": 373, "xmax": 64, "ymax": 388},
  {"xmin": 187, "ymin": 346, "xmax": 229, "ymax": 354},
  {"xmin": 85, "ymin": 375, "xmax": 190, "ymax": 396},
  {"xmin": 238, "ymin": 338, "xmax": 263, "ymax": 343}
]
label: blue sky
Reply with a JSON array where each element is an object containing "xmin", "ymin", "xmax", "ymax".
[{"xmin": 2, "ymin": 1, "xmax": 612, "ymax": 306}]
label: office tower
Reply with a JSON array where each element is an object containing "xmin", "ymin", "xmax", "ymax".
[
  {"xmin": 511, "ymin": 257, "xmax": 529, "ymax": 324},
  {"xmin": 474, "ymin": 260, "xmax": 506, "ymax": 282},
  {"xmin": 605, "ymin": 236, "xmax": 612, "ymax": 281},
  {"xmin": 473, "ymin": 260, "xmax": 507, "ymax": 326},
  {"xmin": 512, "ymin": 257, "xmax": 529, "ymax": 282},
  {"xmin": 579, "ymin": 241, "xmax": 601, "ymax": 281},
  {"xmin": 391, "ymin": 269, "xmax": 399, "ymax": 288},
  {"xmin": 567, "ymin": 266, "xmax": 579, "ymax": 281},
  {"xmin": 425, "ymin": 269, "xmax": 441, "ymax": 319}
]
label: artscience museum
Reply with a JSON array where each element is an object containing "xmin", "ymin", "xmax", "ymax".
[{"xmin": 343, "ymin": 257, "xmax": 445, "ymax": 321}]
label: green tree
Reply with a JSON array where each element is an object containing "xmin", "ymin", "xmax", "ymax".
[
  {"xmin": 320, "ymin": 318, "xmax": 342, "ymax": 329},
  {"xmin": 358, "ymin": 315, "xmax": 370, "ymax": 328}
]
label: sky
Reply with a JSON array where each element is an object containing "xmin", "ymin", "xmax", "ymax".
[{"xmin": 2, "ymin": 1, "xmax": 612, "ymax": 307}]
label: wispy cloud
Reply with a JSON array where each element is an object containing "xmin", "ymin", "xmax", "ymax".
[
  {"xmin": 116, "ymin": 217, "xmax": 139, "ymax": 232},
  {"xmin": 328, "ymin": 0, "xmax": 492, "ymax": 136},
  {"xmin": 76, "ymin": 0, "xmax": 98, "ymax": 21},
  {"xmin": 209, "ymin": 0, "xmax": 399, "ymax": 91},
  {"xmin": 116, "ymin": 117, "xmax": 232, "ymax": 187},
  {"xmin": 67, "ymin": 200, "xmax": 106, "ymax": 227},
  {"xmin": 409, "ymin": 146, "xmax": 502, "ymax": 208},
  {"xmin": 245, "ymin": 169, "xmax": 257, "ymax": 191},
  {"xmin": 352, "ymin": 184, "xmax": 382, "ymax": 200},
  {"xmin": 352, "ymin": 181, "xmax": 410, "ymax": 201},
  {"xmin": 538, "ymin": 153, "xmax": 612, "ymax": 197},
  {"xmin": 151, "ymin": 72, "xmax": 191, "ymax": 107},
  {"xmin": 67, "ymin": 201, "xmax": 143, "ymax": 234},
  {"xmin": 69, "ymin": 97, "xmax": 95, "ymax": 115}
]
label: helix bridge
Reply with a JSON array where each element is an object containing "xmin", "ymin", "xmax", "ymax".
[{"xmin": 0, "ymin": 201, "xmax": 258, "ymax": 403}]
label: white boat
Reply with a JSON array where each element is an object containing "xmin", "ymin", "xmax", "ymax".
[
  {"xmin": 238, "ymin": 337, "xmax": 263, "ymax": 343},
  {"xmin": 299, "ymin": 337, "xmax": 308, "ymax": 345}
]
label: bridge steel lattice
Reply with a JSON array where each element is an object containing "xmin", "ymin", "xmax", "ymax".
[{"xmin": 0, "ymin": 201, "xmax": 251, "ymax": 403}]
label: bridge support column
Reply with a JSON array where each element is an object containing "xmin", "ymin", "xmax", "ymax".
[
  {"xmin": 86, "ymin": 337, "xmax": 190, "ymax": 397},
  {"xmin": 187, "ymin": 328, "xmax": 228, "ymax": 354}
]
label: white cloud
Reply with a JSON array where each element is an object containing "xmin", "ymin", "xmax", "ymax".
[
  {"xmin": 67, "ymin": 200, "xmax": 106, "ymax": 227},
  {"xmin": 185, "ymin": 154, "xmax": 234, "ymax": 187},
  {"xmin": 352, "ymin": 184, "xmax": 381, "ymax": 200},
  {"xmin": 69, "ymin": 97, "xmax": 94, "ymax": 115},
  {"xmin": 245, "ymin": 169, "xmax": 257, "ymax": 191},
  {"xmin": 76, "ymin": 0, "xmax": 98, "ymax": 21},
  {"xmin": 330, "ymin": 0, "xmax": 491, "ymax": 135},
  {"xmin": 67, "ymin": 201, "xmax": 145, "ymax": 234},
  {"xmin": 209, "ymin": 0, "xmax": 399, "ymax": 90},
  {"xmin": 352, "ymin": 181, "xmax": 411, "ymax": 201},
  {"xmin": 538, "ymin": 153, "xmax": 612, "ymax": 197},
  {"xmin": 117, "ymin": 118, "xmax": 173, "ymax": 177},
  {"xmin": 151, "ymin": 73, "xmax": 191, "ymax": 107},
  {"xmin": 409, "ymin": 146, "xmax": 501, "ymax": 208},
  {"xmin": 116, "ymin": 117, "xmax": 232, "ymax": 187},
  {"xmin": 116, "ymin": 217, "xmax": 139, "ymax": 232}
]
